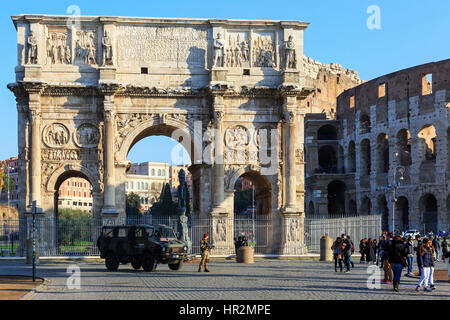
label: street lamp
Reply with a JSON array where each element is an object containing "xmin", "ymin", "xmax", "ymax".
[{"xmin": 388, "ymin": 154, "xmax": 405, "ymax": 234}]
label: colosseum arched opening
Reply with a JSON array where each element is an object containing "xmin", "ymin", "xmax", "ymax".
[
  {"xmin": 348, "ymin": 141, "xmax": 356, "ymax": 173},
  {"xmin": 396, "ymin": 196, "xmax": 409, "ymax": 231},
  {"xmin": 377, "ymin": 194, "xmax": 389, "ymax": 231},
  {"xmin": 420, "ymin": 193, "xmax": 438, "ymax": 234},
  {"xmin": 317, "ymin": 124, "xmax": 338, "ymax": 140},
  {"xmin": 318, "ymin": 145, "xmax": 337, "ymax": 173},
  {"xmin": 360, "ymin": 113, "xmax": 371, "ymax": 134},
  {"xmin": 359, "ymin": 139, "xmax": 371, "ymax": 188},
  {"xmin": 327, "ymin": 180, "xmax": 346, "ymax": 216},
  {"xmin": 360, "ymin": 196, "xmax": 372, "ymax": 216},
  {"xmin": 376, "ymin": 133, "xmax": 389, "ymax": 186},
  {"xmin": 418, "ymin": 125, "xmax": 437, "ymax": 183},
  {"xmin": 396, "ymin": 129, "xmax": 412, "ymax": 166}
]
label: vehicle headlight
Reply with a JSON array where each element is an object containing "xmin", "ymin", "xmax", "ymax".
[
  {"xmin": 184, "ymin": 246, "xmax": 188, "ymax": 251},
  {"xmin": 162, "ymin": 247, "xmax": 166, "ymax": 252}
]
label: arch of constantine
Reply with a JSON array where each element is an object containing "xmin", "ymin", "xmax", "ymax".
[{"xmin": 8, "ymin": 15, "xmax": 313, "ymax": 255}]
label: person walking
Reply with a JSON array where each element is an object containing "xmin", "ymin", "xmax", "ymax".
[
  {"xmin": 381, "ymin": 234, "xmax": 393, "ymax": 284},
  {"xmin": 405, "ymin": 236, "xmax": 415, "ymax": 276},
  {"xmin": 359, "ymin": 239, "xmax": 367, "ymax": 264},
  {"xmin": 416, "ymin": 239, "xmax": 434, "ymax": 292},
  {"xmin": 331, "ymin": 237, "xmax": 344, "ymax": 272},
  {"xmin": 415, "ymin": 235, "xmax": 423, "ymax": 277},
  {"xmin": 441, "ymin": 237, "xmax": 450, "ymax": 283},
  {"xmin": 432, "ymin": 236, "xmax": 440, "ymax": 261},
  {"xmin": 366, "ymin": 238, "xmax": 376, "ymax": 264},
  {"xmin": 378, "ymin": 235, "xmax": 386, "ymax": 268},
  {"xmin": 347, "ymin": 236, "xmax": 355, "ymax": 268},
  {"xmin": 198, "ymin": 233, "xmax": 211, "ymax": 272},
  {"xmin": 388, "ymin": 235, "xmax": 407, "ymax": 292},
  {"xmin": 342, "ymin": 234, "xmax": 352, "ymax": 273}
]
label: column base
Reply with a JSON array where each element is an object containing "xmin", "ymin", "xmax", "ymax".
[{"xmin": 278, "ymin": 209, "xmax": 307, "ymax": 255}]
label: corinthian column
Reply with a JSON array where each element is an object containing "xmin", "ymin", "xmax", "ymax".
[
  {"xmin": 29, "ymin": 107, "xmax": 41, "ymax": 209},
  {"xmin": 283, "ymin": 95, "xmax": 299, "ymax": 212},
  {"xmin": 101, "ymin": 94, "xmax": 117, "ymax": 215},
  {"xmin": 211, "ymin": 94, "xmax": 226, "ymax": 214}
]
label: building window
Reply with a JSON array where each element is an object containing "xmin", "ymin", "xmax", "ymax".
[
  {"xmin": 73, "ymin": 191, "xmax": 76, "ymax": 196},
  {"xmin": 378, "ymin": 82, "xmax": 386, "ymax": 98},
  {"xmin": 422, "ymin": 73, "xmax": 433, "ymax": 95},
  {"xmin": 158, "ymin": 169, "xmax": 161, "ymax": 176},
  {"xmin": 151, "ymin": 169, "xmax": 155, "ymax": 176},
  {"xmin": 73, "ymin": 202, "xmax": 77, "ymax": 206},
  {"xmin": 350, "ymin": 95, "xmax": 355, "ymax": 108}
]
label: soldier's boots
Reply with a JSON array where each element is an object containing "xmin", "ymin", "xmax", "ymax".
[
  {"xmin": 204, "ymin": 263, "xmax": 210, "ymax": 272},
  {"xmin": 198, "ymin": 265, "xmax": 202, "ymax": 272}
]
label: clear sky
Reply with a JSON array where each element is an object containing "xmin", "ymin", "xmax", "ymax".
[{"xmin": 0, "ymin": 0, "xmax": 449, "ymax": 163}]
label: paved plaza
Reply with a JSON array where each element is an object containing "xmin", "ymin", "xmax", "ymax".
[{"xmin": 0, "ymin": 259, "xmax": 449, "ymax": 300}]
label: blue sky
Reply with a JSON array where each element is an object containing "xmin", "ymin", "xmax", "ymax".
[{"xmin": 1, "ymin": 0, "xmax": 449, "ymax": 163}]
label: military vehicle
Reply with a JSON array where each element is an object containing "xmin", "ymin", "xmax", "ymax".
[{"xmin": 97, "ymin": 224, "xmax": 188, "ymax": 272}]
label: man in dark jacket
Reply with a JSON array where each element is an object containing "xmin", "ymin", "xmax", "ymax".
[
  {"xmin": 388, "ymin": 235, "xmax": 407, "ymax": 291},
  {"xmin": 404, "ymin": 236, "xmax": 415, "ymax": 276},
  {"xmin": 341, "ymin": 234, "xmax": 352, "ymax": 273},
  {"xmin": 415, "ymin": 235, "xmax": 423, "ymax": 276}
]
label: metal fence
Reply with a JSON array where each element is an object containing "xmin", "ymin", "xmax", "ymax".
[{"xmin": 304, "ymin": 214, "xmax": 382, "ymax": 253}]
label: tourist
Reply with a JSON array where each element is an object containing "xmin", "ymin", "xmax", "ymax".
[
  {"xmin": 377, "ymin": 236, "xmax": 385, "ymax": 267},
  {"xmin": 359, "ymin": 239, "xmax": 367, "ymax": 263},
  {"xmin": 432, "ymin": 236, "xmax": 440, "ymax": 261},
  {"xmin": 198, "ymin": 233, "xmax": 211, "ymax": 272},
  {"xmin": 366, "ymin": 238, "xmax": 376, "ymax": 264},
  {"xmin": 404, "ymin": 236, "xmax": 415, "ymax": 276},
  {"xmin": 441, "ymin": 237, "xmax": 450, "ymax": 283},
  {"xmin": 415, "ymin": 235, "xmax": 423, "ymax": 276},
  {"xmin": 331, "ymin": 237, "xmax": 344, "ymax": 272},
  {"xmin": 381, "ymin": 235, "xmax": 392, "ymax": 284},
  {"xmin": 416, "ymin": 239, "xmax": 434, "ymax": 292},
  {"xmin": 428, "ymin": 241, "xmax": 436, "ymax": 290},
  {"xmin": 347, "ymin": 235, "xmax": 355, "ymax": 268},
  {"xmin": 341, "ymin": 234, "xmax": 352, "ymax": 273},
  {"xmin": 388, "ymin": 235, "xmax": 407, "ymax": 292}
]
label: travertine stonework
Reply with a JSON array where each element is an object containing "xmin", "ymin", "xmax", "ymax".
[
  {"xmin": 305, "ymin": 59, "xmax": 450, "ymax": 234},
  {"xmin": 8, "ymin": 15, "xmax": 314, "ymax": 255}
]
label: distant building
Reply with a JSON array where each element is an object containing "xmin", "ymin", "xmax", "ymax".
[
  {"xmin": 0, "ymin": 157, "xmax": 19, "ymax": 209},
  {"xmin": 57, "ymin": 177, "xmax": 93, "ymax": 212},
  {"xmin": 126, "ymin": 162, "xmax": 171, "ymax": 211}
]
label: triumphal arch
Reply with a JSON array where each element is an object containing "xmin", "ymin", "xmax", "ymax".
[{"xmin": 8, "ymin": 15, "xmax": 313, "ymax": 255}]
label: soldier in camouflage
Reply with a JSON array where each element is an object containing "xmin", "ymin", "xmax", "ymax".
[{"xmin": 198, "ymin": 233, "xmax": 211, "ymax": 272}]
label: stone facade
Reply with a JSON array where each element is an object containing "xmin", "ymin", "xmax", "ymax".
[
  {"xmin": 8, "ymin": 15, "xmax": 314, "ymax": 255},
  {"xmin": 305, "ymin": 59, "xmax": 450, "ymax": 234}
]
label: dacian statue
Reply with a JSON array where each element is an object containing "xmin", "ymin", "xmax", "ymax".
[
  {"xmin": 102, "ymin": 30, "xmax": 113, "ymax": 66},
  {"xmin": 213, "ymin": 33, "xmax": 225, "ymax": 67},
  {"xmin": 177, "ymin": 169, "xmax": 192, "ymax": 253},
  {"xmin": 284, "ymin": 35, "xmax": 296, "ymax": 69},
  {"xmin": 27, "ymin": 31, "xmax": 38, "ymax": 64}
]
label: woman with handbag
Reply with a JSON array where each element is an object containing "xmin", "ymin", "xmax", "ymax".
[
  {"xmin": 388, "ymin": 235, "xmax": 408, "ymax": 292},
  {"xmin": 331, "ymin": 237, "xmax": 344, "ymax": 272}
]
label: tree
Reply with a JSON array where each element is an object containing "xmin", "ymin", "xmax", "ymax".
[
  {"xmin": 150, "ymin": 183, "xmax": 177, "ymax": 216},
  {"xmin": 126, "ymin": 192, "xmax": 141, "ymax": 217}
]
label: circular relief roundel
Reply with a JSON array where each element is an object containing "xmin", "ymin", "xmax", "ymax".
[
  {"xmin": 43, "ymin": 123, "xmax": 70, "ymax": 148},
  {"xmin": 74, "ymin": 123, "xmax": 100, "ymax": 148}
]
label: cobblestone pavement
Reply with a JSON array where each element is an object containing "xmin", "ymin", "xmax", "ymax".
[{"xmin": 0, "ymin": 259, "xmax": 449, "ymax": 300}]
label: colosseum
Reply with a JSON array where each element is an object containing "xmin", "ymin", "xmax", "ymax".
[{"xmin": 303, "ymin": 58, "xmax": 450, "ymax": 234}]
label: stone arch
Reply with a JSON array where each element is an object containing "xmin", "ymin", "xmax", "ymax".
[
  {"xmin": 376, "ymin": 133, "xmax": 389, "ymax": 173},
  {"xmin": 47, "ymin": 164, "xmax": 101, "ymax": 194},
  {"xmin": 419, "ymin": 193, "xmax": 438, "ymax": 233},
  {"xmin": 117, "ymin": 118, "xmax": 202, "ymax": 164},
  {"xmin": 360, "ymin": 196, "xmax": 372, "ymax": 216},
  {"xmin": 317, "ymin": 124, "xmax": 337, "ymax": 140},
  {"xmin": 232, "ymin": 169, "xmax": 272, "ymax": 217},
  {"xmin": 377, "ymin": 194, "xmax": 389, "ymax": 231},
  {"xmin": 349, "ymin": 199, "xmax": 357, "ymax": 216},
  {"xmin": 418, "ymin": 124, "xmax": 437, "ymax": 161},
  {"xmin": 327, "ymin": 180, "xmax": 346, "ymax": 216},
  {"xmin": 396, "ymin": 129, "xmax": 412, "ymax": 166},
  {"xmin": 360, "ymin": 112, "xmax": 371, "ymax": 134},
  {"xmin": 360, "ymin": 139, "xmax": 371, "ymax": 176},
  {"xmin": 318, "ymin": 145, "xmax": 337, "ymax": 173},
  {"xmin": 348, "ymin": 140, "xmax": 356, "ymax": 172},
  {"xmin": 396, "ymin": 196, "xmax": 409, "ymax": 231}
]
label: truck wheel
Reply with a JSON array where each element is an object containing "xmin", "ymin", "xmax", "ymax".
[
  {"xmin": 142, "ymin": 253, "xmax": 157, "ymax": 272},
  {"xmin": 105, "ymin": 252, "xmax": 119, "ymax": 271},
  {"xmin": 131, "ymin": 261, "xmax": 142, "ymax": 270},
  {"xmin": 168, "ymin": 260, "xmax": 183, "ymax": 271}
]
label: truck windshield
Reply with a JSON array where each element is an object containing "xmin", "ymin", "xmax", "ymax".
[{"xmin": 160, "ymin": 228, "xmax": 176, "ymax": 238}]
